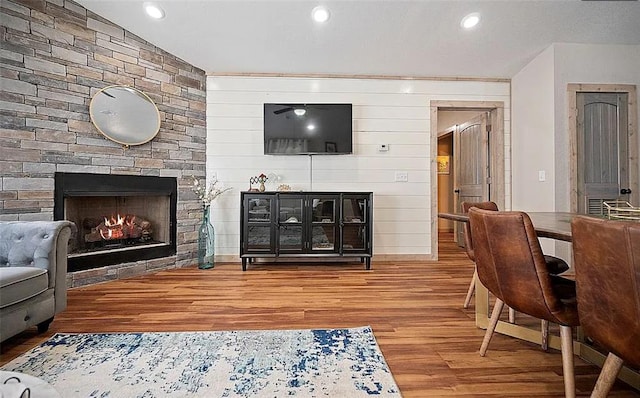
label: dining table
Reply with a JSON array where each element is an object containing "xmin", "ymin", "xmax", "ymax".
[
  {"xmin": 439, "ymin": 211, "xmax": 574, "ymax": 241},
  {"xmin": 437, "ymin": 211, "xmax": 640, "ymax": 390}
]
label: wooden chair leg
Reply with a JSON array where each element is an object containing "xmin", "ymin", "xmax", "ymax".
[
  {"xmin": 560, "ymin": 325, "xmax": 576, "ymax": 398},
  {"xmin": 463, "ymin": 268, "xmax": 477, "ymax": 308},
  {"xmin": 480, "ymin": 298, "xmax": 504, "ymax": 357},
  {"xmin": 541, "ymin": 319, "xmax": 549, "ymax": 351},
  {"xmin": 590, "ymin": 353, "xmax": 624, "ymax": 398},
  {"xmin": 508, "ymin": 307, "xmax": 516, "ymax": 323}
]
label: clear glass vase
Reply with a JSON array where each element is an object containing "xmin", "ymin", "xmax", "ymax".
[{"xmin": 197, "ymin": 205, "xmax": 215, "ymax": 269}]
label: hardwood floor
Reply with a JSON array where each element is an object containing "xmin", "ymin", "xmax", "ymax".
[{"xmin": 1, "ymin": 235, "xmax": 638, "ymax": 397}]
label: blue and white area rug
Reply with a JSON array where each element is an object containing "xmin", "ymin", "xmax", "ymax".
[{"xmin": 1, "ymin": 326, "xmax": 402, "ymax": 397}]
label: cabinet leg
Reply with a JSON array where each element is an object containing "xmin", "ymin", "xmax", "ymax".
[
  {"xmin": 365, "ymin": 258, "xmax": 371, "ymax": 270},
  {"xmin": 242, "ymin": 258, "xmax": 247, "ymax": 271}
]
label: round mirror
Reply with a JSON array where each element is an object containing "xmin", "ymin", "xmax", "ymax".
[{"xmin": 89, "ymin": 85, "xmax": 161, "ymax": 147}]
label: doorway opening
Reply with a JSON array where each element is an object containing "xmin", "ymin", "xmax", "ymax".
[{"xmin": 430, "ymin": 101, "xmax": 506, "ymax": 259}]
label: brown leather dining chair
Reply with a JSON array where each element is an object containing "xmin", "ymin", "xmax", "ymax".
[
  {"xmin": 468, "ymin": 208, "xmax": 580, "ymax": 398},
  {"xmin": 461, "ymin": 201, "xmax": 570, "ymax": 308},
  {"xmin": 461, "ymin": 201, "xmax": 570, "ymax": 350},
  {"xmin": 461, "ymin": 201, "xmax": 499, "ymax": 309},
  {"xmin": 571, "ymin": 216, "xmax": 640, "ymax": 398}
]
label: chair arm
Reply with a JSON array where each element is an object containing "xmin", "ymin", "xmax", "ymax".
[{"xmin": 0, "ymin": 221, "xmax": 74, "ymax": 311}]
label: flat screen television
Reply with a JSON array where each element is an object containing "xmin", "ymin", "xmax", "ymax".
[{"xmin": 264, "ymin": 103, "xmax": 352, "ymax": 155}]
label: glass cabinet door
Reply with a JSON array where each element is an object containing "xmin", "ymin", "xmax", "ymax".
[
  {"xmin": 278, "ymin": 196, "xmax": 304, "ymax": 252},
  {"xmin": 342, "ymin": 225, "xmax": 366, "ymax": 251},
  {"xmin": 247, "ymin": 197, "xmax": 272, "ymax": 223},
  {"xmin": 342, "ymin": 195, "xmax": 369, "ymax": 253},
  {"xmin": 342, "ymin": 196, "xmax": 367, "ymax": 223},
  {"xmin": 310, "ymin": 196, "xmax": 338, "ymax": 252},
  {"xmin": 246, "ymin": 226, "xmax": 272, "ymax": 251},
  {"xmin": 244, "ymin": 195, "xmax": 273, "ymax": 252}
]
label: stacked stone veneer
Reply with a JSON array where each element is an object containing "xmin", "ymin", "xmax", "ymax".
[{"xmin": 0, "ymin": 0, "xmax": 207, "ymax": 286}]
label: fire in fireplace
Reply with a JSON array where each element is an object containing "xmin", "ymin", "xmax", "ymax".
[
  {"xmin": 87, "ymin": 213, "xmax": 152, "ymax": 243},
  {"xmin": 55, "ymin": 172, "xmax": 177, "ymax": 272},
  {"xmin": 66, "ymin": 194, "xmax": 168, "ymax": 256}
]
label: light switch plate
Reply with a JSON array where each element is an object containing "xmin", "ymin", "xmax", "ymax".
[{"xmin": 395, "ymin": 171, "xmax": 408, "ymax": 182}]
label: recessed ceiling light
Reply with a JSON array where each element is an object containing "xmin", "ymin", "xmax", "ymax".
[
  {"xmin": 312, "ymin": 6, "xmax": 330, "ymax": 23},
  {"xmin": 461, "ymin": 12, "xmax": 480, "ymax": 29},
  {"xmin": 294, "ymin": 108, "xmax": 306, "ymax": 116},
  {"xmin": 307, "ymin": 124, "xmax": 316, "ymax": 130},
  {"xmin": 144, "ymin": 2, "xmax": 165, "ymax": 20}
]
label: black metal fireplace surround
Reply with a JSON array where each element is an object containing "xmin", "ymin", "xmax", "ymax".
[{"xmin": 54, "ymin": 172, "xmax": 177, "ymax": 272}]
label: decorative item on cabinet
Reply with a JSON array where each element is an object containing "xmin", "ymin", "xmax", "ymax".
[
  {"xmin": 249, "ymin": 176, "xmax": 259, "ymax": 192},
  {"xmin": 249, "ymin": 173, "xmax": 269, "ymax": 192},
  {"xmin": 257, "ymin": 173, "xmax": 268, "ymax": 192}
]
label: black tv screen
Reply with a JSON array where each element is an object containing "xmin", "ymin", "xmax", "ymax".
[{"xmin": 264, "ymin": 103, "xmax": 352, "ymax": 155}]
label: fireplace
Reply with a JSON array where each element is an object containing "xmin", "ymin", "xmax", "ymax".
[{"xmin": 54, "ymin": 172, "xmax": 177, "ymax": 272}]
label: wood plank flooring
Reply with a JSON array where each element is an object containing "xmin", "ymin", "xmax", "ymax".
[{"xmin": 1, "ymin": 235, "xmax": 638, "ymax": 397}]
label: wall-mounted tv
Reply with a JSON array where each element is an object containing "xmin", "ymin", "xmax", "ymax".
[{"xmin": 264, "ymin": 103, "xmax": 352, "ymax": 155}]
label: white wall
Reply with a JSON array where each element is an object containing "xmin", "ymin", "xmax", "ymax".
[
  {"xmin": 206, "ymin": 76, "xmax": 510, "ymax": 259},
  {"xmin": 511, "ymin": 46, "xmax": 556, "ymax": 211}
]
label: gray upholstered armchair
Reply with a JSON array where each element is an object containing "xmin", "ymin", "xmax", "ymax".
[{"xmin": 0, "ymin": 221, "xmax": 74, "ymax": 342}]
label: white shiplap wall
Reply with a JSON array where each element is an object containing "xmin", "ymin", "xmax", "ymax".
[{"xmin": 206, "ymin": 76, "xmax": 510, "ymax": 260}]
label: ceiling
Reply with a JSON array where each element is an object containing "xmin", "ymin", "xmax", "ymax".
[{"xmin": 75, "ymin": 0, "xmax": 640, "ymax": 79}]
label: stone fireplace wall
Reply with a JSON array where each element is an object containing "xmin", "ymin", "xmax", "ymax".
[{"xmin": 0, "ymin": 0, "xmax": 207, "ymax": 286}]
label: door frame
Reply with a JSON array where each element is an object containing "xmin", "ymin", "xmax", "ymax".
[
  {"xmin": 430, "ymin": 100, "xmax": 506, "ymax": 260},
  {"xmin": 567, "ymin": 84, "xmax": 639, "ymax": 212},
  {"xmin": 437, "ymin": 130, "xmax": 455, "ymax": 235}
]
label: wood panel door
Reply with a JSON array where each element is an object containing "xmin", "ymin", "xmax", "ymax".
[
  {"xmin": 576, "ymin": 92, "xmax": 631, "ymax": 214},
  {"xmin": 454, "ymin": 113, "xmax": 490, "ymax": 244}
]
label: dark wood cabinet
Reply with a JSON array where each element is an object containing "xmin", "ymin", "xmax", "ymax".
[{"xmin": 240, "ymin": 191, "xmax": 372, "ymax": 271}]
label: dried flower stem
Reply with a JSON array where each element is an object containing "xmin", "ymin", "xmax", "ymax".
[{"xmin": 191, "ymin": 176, "xmax": 232, "ymax": 207}]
